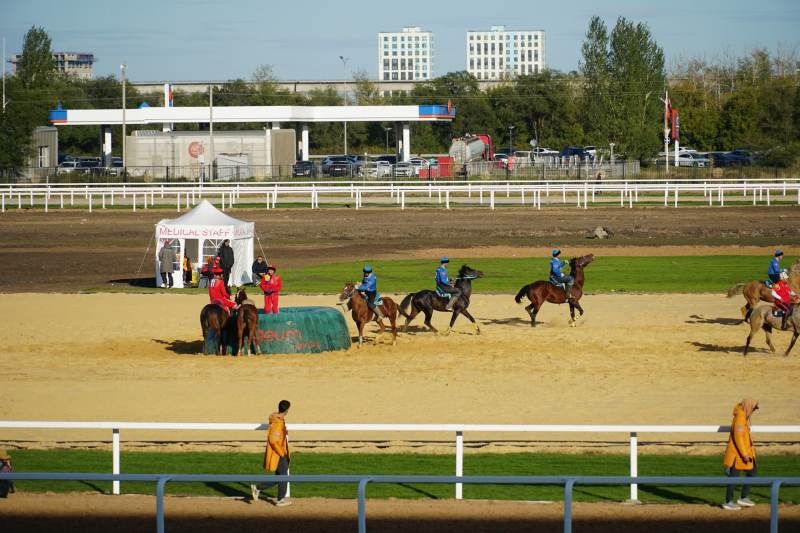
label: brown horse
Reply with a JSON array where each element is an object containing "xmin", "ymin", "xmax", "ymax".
[
  {"xmin": 744, "ymin": 303, "xmax": 800, "ymax": 356},
  {"xmin": 727, "ymin": 259, "xmax": 800, "ymax": 322},
  {"xmin": 234, "ymin": 288, "xmax": 261, "ymax": 357},
  {"xmin": 200, "ymin": 302, "xmax": 234, "ymax": 356},
  {"xmin": 514, "ymin": 254, "xmax": 595, "ymax": 327},
  {"xmin": 338, "ymin": 283, "xmax": 400, "ymax": 346}
]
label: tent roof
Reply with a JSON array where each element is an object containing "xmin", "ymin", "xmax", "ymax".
[{"xmin": 161, "ymin": 199, "xmax": 250, "ymax": 228}]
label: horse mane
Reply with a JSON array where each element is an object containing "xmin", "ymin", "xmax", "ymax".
[{"xmin": 458, "ymin": 264, "xmax": 470, "ymax": 277}]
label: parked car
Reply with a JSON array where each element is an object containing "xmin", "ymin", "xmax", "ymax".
[
  {"xmin": 708, "ymin": 152, "xmax": 750, "ymax": 167},
  {"xmin": 495, "ymin": 148, "xmax": 517, "ymax": 156},
  {"xmin": 493, "ymin": 153, "xmax": 509, "ymax": 168},
  {"xmin": 58, "ymin": 153, "xmax": 74, "ymax": 165},
  {"xmin": 677, "ymin": 146, "xmax": 697, "ymax": 153},
  {"xmin": 375, "ymin": 155, "xmax": 397, "ymax": 165},
  {"xmin": 393, "ymin": 161, "xmax": 414, "ymax": 177},
  {"xmin": 57, "ymin": 161, "xmax": 80, "ymax": 174},
  {"xmin": 321, "ymin": 156, "xmax": 353, "ymax": 177},
  {"xmin": 292, "ymin": 160, "xmax": 318, "ymax": 178},
  {"xmin": 729, "ymin": 149, "xmax": 758, "ymax": 165},
  {"xmin": 358, "ymin": 161, "xmax": 391, "ymax": 179},
  {"xmin": 105, "ymin": 160, "xmax": 125, "ymax": 177},
  {"xmin": 658, "ymin": 153, "xmax": 710, "ymax": 167},
  {"xmin": 531, "ymin": 147, "xmax": 558, "ymax": 155},
  {"xmin": 408, "ymin": 157, "xmax": 430, "ymax": 176},
  {"xmin": 560, "ymin": 146, "xmax": 591, "ymax": 159},
  {"xmin": 347, "ymin": 155, "xmax": 374, "ymax": 172},
  {"xmin": 583, "ymin": 146, "xmax": 597, "ymax": 156}
]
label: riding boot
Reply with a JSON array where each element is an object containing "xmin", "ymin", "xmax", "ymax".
[
  {"xmin": 445, "ymin": 295, "xmax": 457, "ymax": 311},
  {"xmin": 782, "ymin": 312, "xmax": 790, "ymax": 331},
  {"xmin": 564, "ymin": 282, "xmax": 574, "ymax": 301},
  {"xmin": 374, "ymin": 307, "xmax": 385, "ymax": 320}
]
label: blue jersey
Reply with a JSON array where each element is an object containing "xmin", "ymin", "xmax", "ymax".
[
  {"xmin": 550, "ymin": 257, "xmax": 567, "ymax": 277},
  {"xmin": 359, "ymin": 273, "xmax": 377, "ymax": 292},
  {"xmin": 768, "ymin": 258, "xmax": 781, "ymax": 275},
  {"xmin": 435, "ymin": 266, "xmax": 449, "ymax": 285}
]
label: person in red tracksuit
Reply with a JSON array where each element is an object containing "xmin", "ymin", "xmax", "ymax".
[
  {"xmin": 260, "ymin": 265, "xmax": 282, "ymax": 314},
  {"xmin": 771, "ymin": 272, "xmax": 798, "ymax": 330},
  {"xmin": 209, "ymin": 267, "xmax": 237, "ymax": 312}
]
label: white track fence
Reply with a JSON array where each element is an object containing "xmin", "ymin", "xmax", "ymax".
[
  {"xmin": 1, "ymin": 179, "xmax": 799, "ymax": 212},
  {"xmin": 2, "ymin": 421, "xmax": 798, "ymax": 501}
]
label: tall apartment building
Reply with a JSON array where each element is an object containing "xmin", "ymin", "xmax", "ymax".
[
  {"xmin": 10, "ymin": 52, "xmax": 98, "ymax": 80},
  {"xmin": 466, "ymin": 26, "xmax": 545, "ymax": 80},
  {"xmin": 378, "ymin": 27, "xmax": 434, "ymax": 81}
]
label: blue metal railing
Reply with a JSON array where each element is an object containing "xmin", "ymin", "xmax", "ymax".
[{"xmin": 2, "ymin": 472, "xmax": 798, "ymax": 533}]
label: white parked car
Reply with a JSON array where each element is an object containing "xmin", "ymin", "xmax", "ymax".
[
  {"xmin": 531, "ymin": 147, "xmax": 558, "ymax": 156},
  {"xmin": 677, "ymin": 146, "xmax": 696, "ymax": 153},
  {"xmin": 358, "ymin": 161, "xmax": 391, "ymax": 179},
  {"xmin": 583, "ymin": 146, "xmax": 597, "ymax": 156},
  {"xmin": 57, "ymin": 161, "xmax": 80, "ymax": 174},
  {"xmin": 393, "ymin": 161, "xmax": 414, "ymax": 177}
]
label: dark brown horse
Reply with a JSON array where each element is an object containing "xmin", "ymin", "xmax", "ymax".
[
  {"xmin": 399, "ymin": 264, "xmax": 485, "ymax": 335},
  {"xmin": 727, "ymin": 258, "xmax": 800, "ymax": 322},
  {"xmin": 514, "ymin": 254, "xmax": 595, "ymax": 327},
  {"xmin": 234, "ymin": 288, "xmax": 261, "ymax": 356},
  {"xmin": 200, "ymin": 301, "xmax": 235, "ymax": 356},
  {"xmin": 338, "ymin": 283, "xmax": 400, "ymax": 346}
]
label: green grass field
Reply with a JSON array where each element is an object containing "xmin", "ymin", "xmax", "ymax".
[
  {"xmin": 8, "ymin": 449, "xmax": 799, "ymax": 503},
  {"xmin": 89, "ymin": 255, "xmax": 788, "ymax": 295}
]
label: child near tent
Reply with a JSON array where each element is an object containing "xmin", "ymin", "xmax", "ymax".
[{"xmin": 260, "ymin": 265, "xmax": 282, "ymax": 314}]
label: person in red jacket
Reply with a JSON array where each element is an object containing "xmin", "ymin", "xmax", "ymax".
[
  {"xmin": 260, "ymin": 265, "xmax": 282, "ymax": 314},
  {"xmin": 771, "ymin": 272, "xmax": 798, "ymax": 330},
  {"xmin": 209, "ymin": 267, "xmax": 237, "ymax": 313}
]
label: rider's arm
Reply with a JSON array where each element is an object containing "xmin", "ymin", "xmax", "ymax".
[{"xmin": 772, "ymin": 290, "xmax": 781, "ymax": 299}]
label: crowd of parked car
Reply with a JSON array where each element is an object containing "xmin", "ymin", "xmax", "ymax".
[
  {"xmin": 294, "ymin": 154, "xmax": 440, "ymax": 178},
  {"xmin": 56, "ymin": 154, "xmax": 125, "ymax": 176}
]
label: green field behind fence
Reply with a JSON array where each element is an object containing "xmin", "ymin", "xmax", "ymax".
[{"xmin": 8, "ymin": 449, "xmax": 800, "ymax": 503}]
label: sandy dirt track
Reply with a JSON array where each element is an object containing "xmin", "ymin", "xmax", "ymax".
[
  {"xmin": 1, "ymin": 205, "xmax": 798, "ymax": 292},
  {"xmin": 1, "ymin": 292, "xmax": 798, "ymax": 454},
  {"xmin": 3, "ymin": 492, "xmax": 799, "ymax": 533}
]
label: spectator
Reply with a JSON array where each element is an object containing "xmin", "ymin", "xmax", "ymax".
[
  {"xmin": 260, "ymin": 265, "xmax": 282, "ymax": 315},
  {"xmin": 252, "ymin": 256, "xmax": 268, "ymax": 287},
  {"xmin": 218, "ymin": 239, "xmax": 235, "ymax": 290},
  {"xmin": 0, "ymin": 450, "xmax": 14, "ymax": 498},
  {"xmin": 252, "ymin": 400, "xmax": 292, "ymax": 506},
  {"xmin": 183, "ymin": 255, "xmax": 194, "ymax": 285},
  {"xmin": 723, "ymin": 397, "xmax": 759, "ymax": 510},
  {"xmin": 199, "ymin": 256, "xmax": 219, "ymax": 289},
  {"xmin": 158, "ymin": 241, "xmax": 177, "ymax": 289}
]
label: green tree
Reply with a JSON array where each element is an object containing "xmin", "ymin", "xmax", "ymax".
[{"xmin": 15, "ymin": 26, "xmax": 56, "ymax": 90}]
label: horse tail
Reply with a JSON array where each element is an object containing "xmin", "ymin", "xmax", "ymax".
[
  {"xmin": 515, "ymin": 284, "xmax": 530, "ymax": 304},
  {"xmin": 400, "ymin": 293, "xmax": 416, "ymax": 315},
  {"xmin": 727, "ymin": 283, "xmax": 746, "ymax": 298}
]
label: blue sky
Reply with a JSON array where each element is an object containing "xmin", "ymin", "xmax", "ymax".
[{"xmin": 4, "ymin": 0, "xmax": 799, "ymax": 82}]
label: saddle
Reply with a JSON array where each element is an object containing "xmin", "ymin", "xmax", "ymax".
[
  {"xmin": 435, "ymin": 287, "xmax": 447, "ymax": 297},
  {"xmin": 550, "ymin": 278, "xmax": 565, "ymax": 289},
  {"xmin": 766, "ymin": 279, "xmax": 774, "ymax": 289},
  {"xmin": 210, "ymin": 299, "xmax": 231, "ymax": 316},
  {"xmin": 772, "ymin": 306, "xmax": 793, "ymax": 319}
]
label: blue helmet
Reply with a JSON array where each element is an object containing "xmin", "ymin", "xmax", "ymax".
[
  {"xmin": 776, "ymin": 250, "xmax": 784, "ymax": 257},
  {"xmin": 553, "ymin": 249, "xmax": 561, "ymax": 257},
  {"xmin": 441, "ymin": 257, "xmax": 449, "ymax": 263},
  {"xmin": 363, "ymin": 266, "xmax": 372, "ymax": 273}
]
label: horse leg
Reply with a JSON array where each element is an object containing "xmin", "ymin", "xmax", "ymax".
[
  {"xmin": 252, "ymin": 319, "xmax": 262, "ymax": 355},
  {"xmin": 201, "ymin": 322, "xmax": 209, "ymax": 355},
  {"xmin": 237, "ymin": 319, "xmax": 246, "ymax": 357},
  {"xmin": 389, "ymin": 309, "xmax": 398, "ymax": 345},
  {"xmin": 402, "ymin": 306, "xmax": 419, "ymax": 334},
  {"xmin": 377, "ymin": 315, "xmax": 387, "ymax": 339},
  {"xmin": 460, "ymin": 308, "xmax": 481, "ymax": 335},
  {"xmin": 764, "ymin": 325, "xmax": 777, "ymax": 356},
  {"xmin": 423, "ymin": 308, "xmax": 438, "ymax": 334},
  {"xmin": 785, "ymin": 331, "xmax": 799, "ymax": 357},
  {"xmin": 214, "ymin": 328, "xmax": 222, "ymax": 356},
  {"xmin": 445, "ymin": 310, "xmax": 461, "ymax": 335},
  {"xmin": 357, "ymin": 320, "xmax": 365, "ymax": 347}
]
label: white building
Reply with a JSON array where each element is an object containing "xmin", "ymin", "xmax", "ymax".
[
  {"xmin": 466, "ymin": 26, "xmax": 545, "ymax": 80},
  {"xmin": 10, "ymin": 52, "xmax": 98, "ymax": 80},
  {"xmin": 378, "ymin": 27, "xmax": 434, "ymax": 81}
]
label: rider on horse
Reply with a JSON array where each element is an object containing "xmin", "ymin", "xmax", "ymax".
[
  {"xmin": 767, "ymin": 250, "xmax": 783, "ymax": 286},
  {"xmin": 209, "ymin": 267, "xmax": 238, "ymax": 314},
  {"xmin": 772, "ymin": 271, "xmax": 798, "ymax": 330},
  {"xmin": 436, "ymin": 258, "xmax": 462, "ymax": 311},
  {"xmin": 550, "ymin": 250, "xmax": 574, "ymax": 301},
  {"xmin": 357, "ymin": 266, "xmax": 384, "ymax": 320}
]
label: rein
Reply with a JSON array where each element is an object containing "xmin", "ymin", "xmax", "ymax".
[{"xmin": 574, "ymin": 255, "xmax": 590, "ymax": 268}]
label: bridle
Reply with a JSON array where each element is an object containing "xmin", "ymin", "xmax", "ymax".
[
  {"xmin": 574, "ymin": 255, "xmax": 591, "ymax": 268},
  {"xmin": 340, "ymin": 284, "xmax": 358, "ymax": 301}
]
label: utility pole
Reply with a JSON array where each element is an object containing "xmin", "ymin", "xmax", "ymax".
[
  {"xmin": 340, "ymin": 56, "xmax": 348, "ymax": 155},
  {"xmin": 209, "ymin": 86, "xmax": 214, "ymax": 182},
  {"xmin": 661, "ymin": 90, "xmax": 670, "ymax": 174},
  {"xmin": 2, "ymin": 37, "xmax": 6, "ymax": 113},
  {"xmin": 385, "ymin": 127, "xmax": 392, "ymax": 155},
  {"xmin": 121, "ymin": 62, "xmax": 127, "ymax": 167}
]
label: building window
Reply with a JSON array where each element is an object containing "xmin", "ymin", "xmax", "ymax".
[
  {"xmin": 422, "ymin": 50, "xmax": 426, "ymax": 56},
  {"xmin": 401, "ymin": 36, "xmax": 405, "ymax": 41},
  {"xmin": 484, "ymin": 43, "xmax": 488, "ymax": 54},
  {"xmin": 422, "ymin": 43, "xmax": 426, "ymax": 48},
  {"xmin": 423, "ymin": 73, "xmax": 427, "ymax": 78},
  {"xmin": 491, "ymin": 43, "xmax": 495, "ymax": 54},
  {"xmin": 392, "ymin": 59, "xmax": 398, "ymax": 70},
  {"xmin": 415, "ymin": 37, "xmax": 419, "ymax": 41},
  {"xmin": 401, "ymin": 72, "xmax": 406, "ymax": 80},
  {"xmin": 477, "ymin": 72, "xmax": 481, "ymax": 79},
  {"xmin": 484, "ymin": 58, "xmax": 488, "ymax": 69},
  {"xmin": 534, "ymin": 51, "xmax": 538, "ymax": 61},
  {"xmin": 392, "ymin": 37, "xmax": 397, "ymax": 41},
  {"xmin": 401, "ymin": 59, "xmax": 406, "ymax": 69},
  {"xmin": 384, "ymin": 72, "xmax": 389, "ymax": 80},
  {"xmin": 422, "ymin": 36, "xmax": 427, "ymax": 41},
  {"xmin": 470, "ymin": 59, "xmax": 474, "ymax": 69},
  {"xmin": 491, "ymin": 58, "xmax": 495, "ymax": 69},
  {"xmin": 392, "ymin": 44, "xmax": 397, "ymax": 49},
  {"xmin": 401, "ymin": 51, "xmax": 405, "ymax": 56},
  {"xmin": 470, "ymin": 44, "xmax": 474, "ymax": 54},
  {"xmin": 38, "ymin": 146, "xmax": 49, "ymax": 168},
  {"xmin": 499, "ymin": 58, "xmax": 503, "ymax": 68},
  {"xmin": 499, "ymin": 43, "xmax": 503, "ymax": 54},
  {"xmin": 528, "ymin": 50, "xmax": 532, "ymax": 61},
  {"xmin": 476, "ymin": 34, "xmax": 481, "ymax": 40},
  {"xmin": 392, "ymin": 51, "xmax": 397, "ymax": 56},
  {"xmin": 383, "ymin": 51, "xmax": 388, "ymax": 56},
  {"xmin": 528, "ymin": 65, "xmax": 532, "ymax": 74},
  {"xmin": 535, "ymin": 64, "xmax": 539, "ymax": 73},
  {"xmin": 469, "ymin": 35, "xmax": 474, "ymax": 40},
  {"xmin": 383, "ymin": 59, "xmax": 389, "ymax": 70},
  {"xmin": 392, "ymin": 72, "xmax": 398, "ymax": 80}
]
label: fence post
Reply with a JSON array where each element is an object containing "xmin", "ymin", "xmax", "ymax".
[
  {"xmin": 446, "ymin": 190, "xmax": 450, "ymax": 210},
  {"xmin": 456, "ymin": 430, "xmax": 463, "ymax": 499},
  {"xmin": 674, "ymin": 187, "xmax": 678, "ymax": 208},
  {"xmin": 401, "ymin": 190, "xmax": 405, "ymax": 210},
  {"xmin": 490, "ymin": 190, "xmax": 495, "ymax": 210},
  {"xmin": 767, "ymin": 189, "xmax": 770, "ymax": 206},
  {"xmin": 770, "ymin": 479, "xmax": 784, "ymax": 533},
  {"xmin": 156, "ymin": 475, "xmax": 173, "ymax": 533},
  {"xmin": 89, "ymin": 194, "xmax": 92, "ymax": 213},
  {"xmin": 113, "ymin": 429, "xmax": 120, "ymax": 495},
  {"xmin": 630, "ymin": 432, "xmax": 638, "ymax": 501},
  {"xmin": 564, "ymin": 478, "xmax": 577, "ymax": 533},
  {"xmin": 584, "ymin": 184, "xmax": 587, "ymax": 210},
  {"xmin": 358, "ymin": 477, "xmax": 373, "ymax": 533},
  {"xmin": 177, "ymin": 192, "xmax": 181, "ymax": 212},
  {"xmin": 133, "ymin": 193, "xmax": 136, "ymax": 212}
]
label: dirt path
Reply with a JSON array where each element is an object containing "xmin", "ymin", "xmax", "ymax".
[
  {"xmin": 1, "ymin": 292, "xmax": 798, "ymax": 455},
  {"xmin": 1, "ymin": 205, "xmax": 797, "ymax": 292},
  {"xmin": 4, "ymin": 492, "xmax": 798, "ymax": 533}
]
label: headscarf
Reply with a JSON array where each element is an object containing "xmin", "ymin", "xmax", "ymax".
[{"xmin": 740, "ymin": 397, "xmax": 759, "ymax": 418}]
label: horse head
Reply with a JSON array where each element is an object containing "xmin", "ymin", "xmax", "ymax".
[
  {"xmin": 235, "ymin": 288, "xmax": 247, "ymax": 305},
  {"xmin": 458, "ymin": 264, "xmax": 485, "ymax": 280},
  {"xmin": 570, "ymin": 254, "xmax": 595, "ymax": 270},
  {"xmin": 339, "ymin": 282, "xmax": 356, "ymax": 302}
]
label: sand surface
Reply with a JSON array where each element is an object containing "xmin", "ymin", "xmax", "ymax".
[
  {"xmin": 1, "ymin": 292, "xmax": 798, "ymax": 455},
  {"xmin": 4, "ymin": 492, "xmax": 799, "ymax": 533}
]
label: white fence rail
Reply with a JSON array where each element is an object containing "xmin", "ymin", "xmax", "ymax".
[
  {"xmin": 1, "ymin": 178, "xmax": 800, "ymax": 212},
  {"xmin": 3, "ymin": 421, "xmax": 798, "ymax": 501}
]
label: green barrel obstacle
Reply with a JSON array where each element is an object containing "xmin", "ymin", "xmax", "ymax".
[{"xmin": 205, "ymin": 306, "xmax": 352, "ymax": 355}]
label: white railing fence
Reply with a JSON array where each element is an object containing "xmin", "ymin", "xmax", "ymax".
[{"xmin": 2, "ymin": 421, "xmax": 798, "ymax": 501}]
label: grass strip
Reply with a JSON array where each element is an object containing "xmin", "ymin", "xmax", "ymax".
[{"xmin": 8, "ymin": 449, "xmax": 799, "ymax": 503}]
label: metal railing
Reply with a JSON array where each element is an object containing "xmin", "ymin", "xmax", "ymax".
[
  {"xmin": 1, "ymin": 472, "xmax": 797, "ymax": 533},
  {"xmin": 2, "ymin": 420, "xmax": 798, "ymax": 501}
]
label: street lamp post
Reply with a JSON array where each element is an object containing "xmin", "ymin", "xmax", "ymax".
[
  {"xmin": 609, "ymin": 142, "xmax": 615, "ymax": 165},
  {"xmin": 340, "ymin": 56, "xmax": 348, "ymax": 156},
  {"xmin": 507, "ymin": 125, "xmax": 515, "ymax": 180},
  {"xmin": 385, "ymin": 127, "xmax": 392, "ymax": 155},
  {"xmin": 120, "ymin": 62, "xmax": 127, "ymax": 171}
]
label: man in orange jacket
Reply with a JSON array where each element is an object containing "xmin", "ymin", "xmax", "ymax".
[
  {"xmin": 723, "ymin": 397, "xmax": 759, "ymax": 510},
  {"xmin": 251, "ymin": 400, "xmax": 291, "ymax": 506},
  {"xmin": 260, "ymin": 265, "xmax": 282, "ymax": 314}
]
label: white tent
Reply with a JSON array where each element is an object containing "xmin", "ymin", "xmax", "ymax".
[{"xmin": 154, "ymin": 200, "xmax": 255, "ymax": 288}]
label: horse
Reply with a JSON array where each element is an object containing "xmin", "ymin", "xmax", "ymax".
[
  {"xmin": 338, "ymin": 283, "xmax": 400, "ymax": 346},
  {"xmin": 399, "ymin": 264, "xmax": 485, "ymax": 335},
  {"xmin": 744, "ymin": 303, "xmax": 800, "ymax": 356},
  {"xmin": 200, "ymin": 301, "xmax": 233, "ymax": 356},
  {"xmin": 727, "ymin": 258, "xmax": 800, "ymax": 322},
  {"xmin": 514, "ymin": 254, "xmax": 595, "ymax": 328},
  {"xmin": 234, "ymin": 288, "xmax": 261, "ymax": 356}
]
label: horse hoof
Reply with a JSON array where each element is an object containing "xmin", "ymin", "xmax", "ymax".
[{"xmin": 570, "ymin": 322, "xmax": 576, "ymax": 328}]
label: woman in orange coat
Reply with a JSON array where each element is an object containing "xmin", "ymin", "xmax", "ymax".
[
  {"xmin": 723, "ymin": 397, "xmax": 759, "ymax": 510},
  {"xmin": 251, "ymin": 400, "xmax": 291, "ymax": 506}
]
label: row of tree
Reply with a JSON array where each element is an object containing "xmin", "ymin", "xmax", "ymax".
[{"xmin": 1, "ymin": 21, "xmax": 798, "ymax": 169}]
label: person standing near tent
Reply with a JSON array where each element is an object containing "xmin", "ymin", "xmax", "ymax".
[
  {"xmin": 218, "ymin": 239, "xmax": 235, "ymax": 290},
  {"xmin": 260, "ymin": 265, "xmax": 282, "ymax": 314},
  {"xmin": 158, "ymin": 240, "xmax": 177, "ymax": 289},
  {"xmin": 183, "ymin": 254, "xmax": 194, "ymax": 285}
]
